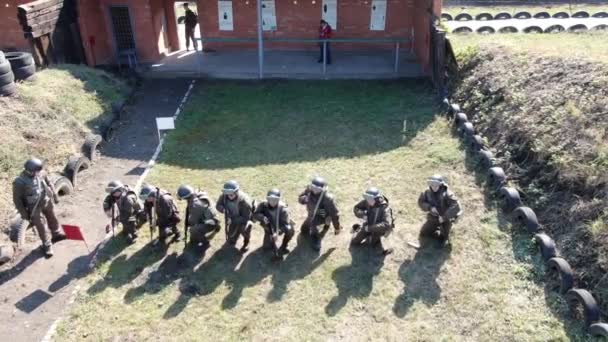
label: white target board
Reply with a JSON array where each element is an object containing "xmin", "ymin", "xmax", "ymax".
[
  {"xmin": 370, "ymin": 0, "xmax": 387, "ymax": 31},
  {"xmin": 262, "ymin": 0, "xmax": 277, "ymax": 31},
  {"xmin": 322, "ymin": 0, "xmax": 337, "ymax": 31},
  {"xmin": 218, "ymin": 0, "xmax": 234, "ymax": 31}
]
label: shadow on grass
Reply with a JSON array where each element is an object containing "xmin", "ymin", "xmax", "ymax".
[
  {"xmin": 456, "ymin": 131, "xmax": 589, "ymax": 340},
  {"xmin": 393, "ymin": 241, "xmax": 451, "ymax": 318},
  {"xmin": 158, "ymin": 79, "xmax": 437, "ymax": 170},
  {"xmin": 222, "ymin": 247, "xmax": 274, "ymax": 310},
  {"xmin": 325, "ymin": 244, "xmax": 386, "ymax": 316}
]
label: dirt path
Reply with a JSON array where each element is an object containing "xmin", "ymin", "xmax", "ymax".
[{"xmin": 0, "ymin": 79, "xmax": 192, "ymax": 342}]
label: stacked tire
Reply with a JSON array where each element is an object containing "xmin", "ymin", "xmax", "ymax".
[
  {"xmin": 5, "ymin": 52, "xmax": 36, "ymax": 82},
  {"xmin": 0, "ymin": 51, "xmax": 16, "ymax": 97}
]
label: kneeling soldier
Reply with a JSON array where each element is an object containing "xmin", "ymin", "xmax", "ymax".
[
  {"xmin": 418, "ymin": 174, "xmax": 462, "ymax": 247},
  {"xmin": 216, "ymin": 180, "xmax": 254, "ymax": 252},
  {"xmin": 298, "ymin": 176, "xmax": 341, "ymax": 251},
  {"xmin": 140, "ymin": 184, "xmax": 181, "ymax": 243},
  {"xmin": 103, "ymin": 180, "xmax": 144, "ymax": 244},
  {"xmin": 351, "ymin": 187, "xmax": 394, "ymax": 255},
  {"xmin": 177, "ymin": 185, "xmax": 220, "ymax": 248},
  {"xmin": 253, "ymin": 188, "xmax": 295, "ymax": 260}
]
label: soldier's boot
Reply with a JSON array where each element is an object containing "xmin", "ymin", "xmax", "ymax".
[
  {"xmin": 311, "ymin": 234, "xmax": 321, "ymax": 251},
  {"xmin": 43, "ymin": 244, "xmax": 54, "ymax": 258},
  {"xmin": 172, "ymin": 226, "xmax": 182, "ymax": 242},
  {"xmin": 240, "ymin": 235, "xmax": 250, "ymax": 253},
  {"xmin": 51, "ymin": 232, "xmax": 67, "ymax": 244},
  {"xmin": 262, "ymin": 233, "xmax": 274, "ymax": 251}
]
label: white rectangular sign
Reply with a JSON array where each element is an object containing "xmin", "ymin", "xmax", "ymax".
[
  {"xmin": 218, "ymin": 0, "xmax": 234, "ymax": 31},
  {"xmin": 370, "ymin": 0, "xmax": 387, "ymax": 31},
  {"xmin": 156, "ymin": 117, "xmax": 175, "ymax": 141},
  {"xmin": 322, "ymin": 0, "xmax": 337, "ymax": 31},
  {"xmin": 262, "ymin": 0, "xmax": 277, "ymax": 31}
]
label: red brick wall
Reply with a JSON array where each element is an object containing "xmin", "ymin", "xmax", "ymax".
[{"xmin": 0, "ymin": 0, "xmax": 33, "ymax": 52}]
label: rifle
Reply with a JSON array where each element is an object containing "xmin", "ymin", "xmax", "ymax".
[
  {"xmin": 223, "ymin": 195, "xmax": 229, "ymax": 242},
  {"xmin": 151, "ymin": 187, "xmax": 161, "ymax": 242},
  {"xmin": 184, "ymin": 199, "xmax": 190, "ymax": 248},
  {"xmin": 110, "ymin": 199, "xmax": 116, "ymax": 237},
  {"xmin": 270, "ymin": 204, "xmax": 281, "ymax": 258}
]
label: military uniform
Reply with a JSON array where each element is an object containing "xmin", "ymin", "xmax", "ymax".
[
  {"xmin": 103, "ymin": 187, "xmax": 144, "ymax": 242},
  {"xmin": 298, "ymin": 187, "xmax": 341, "ymax": 249},
  {"xmin": 216, "ymin": 191, "xmax": 254, "ymax": 249},
  {"xmin": 186, "ymin": 192, "xmax": 220, "ymax": 245},
  {"xmin": 144, "ymin": 189, "xmax": 181, "ymax": 241},
  {"xmin": 351, "ymin": 196, "xmax": 393, "ymax": 247},
  {"xmin": 253, "ymin": 200, "xmax": 294, "ymax": 255},
  {"xmin": 12, "ymin": 170, "xmax": 62, "ymax": 250},
  {"xmin": 418, "ymin": 184, "xmax": 462, "ymax": 241}
]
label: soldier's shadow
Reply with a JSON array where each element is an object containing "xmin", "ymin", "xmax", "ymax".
[
  {"xmin": 221, "ymin": 247, "xmax": 274, "ymax": 310},
  {"xmin": 163, "ymin": 244, "xmax": 243, "ymax": 319},
  {"xmin": 325, "ymin": 244, "xmax": 386, "ymax": 316},
  {"xmin": 267, "ymin": 233, "xmax": 335, "ymax": 303},
  {"xmin": 392, "ymin": 240, "xmax": 451, "ymax": 318}
]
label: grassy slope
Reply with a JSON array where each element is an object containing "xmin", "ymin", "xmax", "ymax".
[
  {"xmin": 56, "ymin": 81, "xmax": 585, "ymax": 340},
  {"xmin": 0, "ymin": 65, "xmax": 130, "ymax": 233}
]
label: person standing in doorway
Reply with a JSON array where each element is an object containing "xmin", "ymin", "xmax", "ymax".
[
  {"xmin": 318, "ymin": 19, "xmax": 332, "ymax": 65},
  {"xmin": 184, "ymin": 3, "xmax": 198, "ymax": 51}
]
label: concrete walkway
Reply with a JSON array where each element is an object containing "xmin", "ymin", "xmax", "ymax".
[
  {"xmin": 145, "ymin": 49, "xmax": 425, "ymax": 79},
  {"xmin": 446, "ymin": 17, "xmax": 608, "ymax": 32}
]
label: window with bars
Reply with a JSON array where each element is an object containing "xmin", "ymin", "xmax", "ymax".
[{"xmin": 109, "ymin": 6, "xmax": 135, "ymax": 52}]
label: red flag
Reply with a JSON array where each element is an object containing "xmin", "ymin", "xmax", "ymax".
[{"xmin": 61, "ymin": 224, "xmax": 90, "ymax": 252}]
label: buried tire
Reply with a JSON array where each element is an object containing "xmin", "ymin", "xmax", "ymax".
[
  {"xmin": 9, "ymin": 215, "xmax": 29, "ymax": 248},
  {"xmin": 455, "ymin": 13, "xmax": 473, "ymax": 21},
  {"xmin": 458, "ymin": 122, "xmax": 474, "ymax": 138},
  {"xmin": 547, "ymin": 257, "xmax": 574, "ymax": 293},
  {"xmin": 478, "ymin": 149, "xmax": 494, "ymax": 168},
  {"xmin": 589, "ymin": 323, "xmax": 608, "ymax": 337},
  {"xmin": 0, "ymin": 82, "xmax": 17, "ymax": 97},
  {"xmin": 514, "ymin": 11, "xmax": 531, "ymax": 19},
  {"xmin": 592, "ymin": 11, "xmax": 608, "ymax": 18},
  {"xmin": 533, "ymin": 11, "xmax": 550, "ymax": 19},
  {"xmin": 453, "ymin": 26, "xmax": 473, "ymax": 34},
  {"xmin": 591, "ymin": 25, "xmax": 608, "ymax": 31},
  {"xmin": 568, "ymin": 24, "xmax": 588, "ymax": 32},
  {"xmin": 476, "ymin": 26, "xmax": 495, "ymax": 34},
  {"xmin": 454, "ymin": 112, "xmax": 468, "ymax": 126},
  {"xmin": 499, "ymin": 26, "xmax": 518, "ymax": 33},
  {"xmin": 572, "ymin": 11, "xmax": 590, "ymax": 18},
  {"xmin": 494, "ymin": 12, "xmax": 511, "ymax": 20},
  {"xmin": 487, "ymin": 167, "xmax": 506, "ymax": 188},
  {"xmin": 49, "ymin": 174, "xmax": 73, "ymax": 197},
  {"xmin": 567, "ymin": 289, "xmax": 600, "ymax": 327},
  {"xmin": 523, "ymin": 26, "xmax": 543, "ymax": 34},
  {"xmin": 12, "ymin": 64, "xmax": 36, "ymax": 82},
  {"xmin": 83, "ymin": 133, "xmax": 103, "ymax": 161},
  {"xmin": 64, "ymin": 155, "xmax": 91, "ymax": 187},
  {"xmin": 441, "ymin": 13, "xmax": 453, "ymax": 21},
  {"xmin": 498, "ymin": 187, "xmax": 521, "ymax": 213},
  {"xmin": 552, "ymin": 11, "xmax": 569, "ymax": 19},
  {"xmin": 475, "ymin": 12, "xmax": 493, "ymax": 21},
  {"xmin": 470, "ymin": 134, "xmax": 484, "ymax": 151},
  {"xmin": 4, "ymin": 52, "xmax": 33, "ymax": 69},
  {"xmin": 0, "ymin": 70, "xmax": 15, "ymax": 85},
  {"xmin": 512, "ymin": 206, "xmax": 539, "ymax": 233},
  {"xmin": 0, "ymin": 60, "xmax": 11, "ymax": 75},
  {"xmin": 534, "ymin": 232, "xmax": 557, "ymax": 261},
  {"xmin": 545, "ymin": 25, "xmax": 565, "ymax": 33}
]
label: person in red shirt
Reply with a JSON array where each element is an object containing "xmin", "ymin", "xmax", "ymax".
[{"xmin": 318, "ymin": 20, "xmax": 332, "ymax": 65}]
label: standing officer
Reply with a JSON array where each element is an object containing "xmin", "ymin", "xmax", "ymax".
[
  {"xmin": 298, "ymin": 176, "xmax": 341, "ymax": 251},
  {"xmin": 139, "ymin": 184, "xmax": 181, "ymax": 243},
  {"xmin": 177, "ymin": 185, "xmax": 220, "ymax": 248},
  {"xmin": 418, "ymin": 174, "xmax": 462, "ymax": 247},
  {"xmin": 253, "ymin": 188, "xmax": 295, "ymax": 260},
  {"xmin": 216, "ymin": 180, "xmax": 254, "ymax": 252},
  {"xmin": 103, "ymin": 180, "xmax": 144, "ymax": 244},
  {"xmin": 351, "ymin": 187, "xmax": 394, "ymax": 255}
]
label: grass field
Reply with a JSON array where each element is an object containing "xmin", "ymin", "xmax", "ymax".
[{"xmin": 56, "ymin": 81, "xmax": 589, "ymax": 340}]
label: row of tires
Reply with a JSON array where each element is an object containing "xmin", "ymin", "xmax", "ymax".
[
  {"xmin": 442, "ymin": 10, "xmax": 608, "ymax": 21},
  {"xmin": 7, "ymin": 133, "xmax": 104, "ymax": 249},
  {"xmin": 0, "ymin": 51, "xmax": 37, "ymax": 97},
  {"xmin": 443, "ymin": 99, "xmax": 608, "ymax": 337},
  {"xmin": 453, "ymin": 23, "xmax": 607, "ymax": 34}
]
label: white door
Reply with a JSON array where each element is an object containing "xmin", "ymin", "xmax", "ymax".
[
  {"xmin": 321, "ymin": 0, "xmax": 337, "ymax": 31},
  {"xmin": 218, "ymin": 0, "xmax": 234, "ymax": 31},
  {"xmin": 370, "ymin": 0, "xmax": 387, "ymax": 31},
  {"xmin": 262, "ymin": 0, "xmax": 277, "ymax": 31}
]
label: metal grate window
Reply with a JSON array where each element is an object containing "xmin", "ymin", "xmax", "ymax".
[{"xmin": 109, "ymin": 6, "xmax": 135, "ymax": 52}]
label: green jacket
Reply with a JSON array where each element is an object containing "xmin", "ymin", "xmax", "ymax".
[
  {"xmin": 103, "ymin": 190, "xmax": 143, "ymax": 225},
  {"xmin": 298, "ymin": 188, "xmax": 340, "ymax": 229},
  {"xmin": 418, "ymin": 185, "xmax": 462, "ymax": 221},
  {"xmin": 253, "ymin": 201, "xmax": 292, "ymax": 232},
  {"xmin": 188, "ymin": 192, "xmax": 220, "ymax": 229},
  {"xmin": 144, "ymin": 189, "xmax": 180, "ymax": 227},
  {"xmin": 216, "ymin": 191, "xmax": 253, "ymax": 226},
  {"xmin": 13, "ymin": 170, "xmax": 53, "ymax": 218},
  {"xmin": 353, "ymin": 196, "xmax": 392, "ymax": 231}
]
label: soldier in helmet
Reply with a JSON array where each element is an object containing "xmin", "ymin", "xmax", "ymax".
[
  {"xmin": 298, "ymin": 176, "xmax": 341, "ymax": 251},
  {"xmin": 351, "ymin": 187, "xmax": 395, "ymax": 255},
  {"xmin": 102, "ymin": 180, "xmax": 144, "ymax": 244},
  {"xmin": 139, "ymin": 184, "xmax": 181, "ymax": 243},
  {"xmin": 177, "ymin": 185, "xmax": 220, "ymax": 248},
  {"xmin": 253, "ymin": 188, "xmax": 295, "ymax": 260},
  {"xmin": 12, "ymin": 158, "xmax": 66, "ymax": 257},
  {"xmin": 216, "ymin": 180, "xmax": 254, "ymax": 252},
  {"xmin": 418, "ymin": 174, "xmax": 462, "ymax": 247}
]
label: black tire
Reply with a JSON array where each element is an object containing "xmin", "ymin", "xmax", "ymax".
[
  {"xmin": 534, "ymin": 233, "xmax": 557, "ymax": 261},
  {"xmin": 513, "ymin": 206, "xmax": 539, "ymax": 233},
  {"xmin": 475, "ymin": 12, "xmax": 493, "ymax": 21},
  {"xmin": 49, "ymin": 174, "xmax": 73, "ymax": 197},
  {"xmin": 523, "ymin": 26, "xmax": 543, "ymax": 34},
  {"xmin": 548, "ymin": 257, "xmax": 574, "ymax": 294},
  {"xmin": 514, "ymin": 11, "xmax": 532, "ymax": 19},
  {"xmin": 470, "ymin": 134, "xmax": 484, "ymax": 151},
  {"xmin": 478, "ymin": 149, "xmax": 494, "ymax": 168},
  {"xmin": 476, "ymin": 26, "xmax": 495, "ymax": 34},
  {"xmin": 572, "ymin": 11, "xmax": 590, "ymax": 18},
  {"xmin": 592, "ymin": 11, "xmax": 608, "ymax": 18},
  {"xmin": 12, "ymin": 64, "xmax": 35, "ymax": 81},
  {"xmin": 455, "ymin": 13, "xmax": 473, "ymax": 21},
  {"xmin": 449, "ymin": 103, "xmax": 461, "ymax": 115},
  {"xmin": 568, "ymin": 24, "xmax": 588, "ymax": 32},
  {"xmin": 567, "ymin": 289, "xmax": 600, "ymax": 327},
  {"xmin": 9, "ymin": 215, "xmax": 29, "ymax": 248},
  {"xmin": 100, "ymin": 119, "xmax": 117, "ymax": 142},
  {"xmin": 454, "ymin": 112, "xmax": 468, "ymax": 126},
  {"xmin": 453, "ymin": 26, "xmax": 473, "ymax": 34},
  {"xmin": 459, "ymin": 122, "xmax": 474, "ymax": 138},
  {"xmin": 591, "ymin": 25, "xmax": 608, "ymax": 31},
  {"xmin": 499, "ymin": 26, "xmax": 518, "ymax": 33},
  {"xmin": 0, "ymin": 82, "xmax": 16, "ymax": 97},
  {"xmin": 552, "ymin": 11, "xmax": 569, "ymax": 19},
  {"xmin": 441, "ymin": 13, "xmax": 453, "ymax": 21},
  {"xmin": 64, "ymin": 155, "xmax": 91, "ymax": 187},
  {"xmin": 545, "ymin": 25, "xmax": 565, "ymax": 33},
  {"xmin": 498, "ymin": 187, "xmax": 522, "ymax": 213},
  {"xmin": 83, "ymin": 133, "xmax": 103, "ymax": 161},
  {"xmin": 533, "ymin": 12, "xmax": 550, "ymax": 19},
  {"xmin": 0, "ymin": 61, "xmax": 11, "ymax": 75},
  {"xmin": 488, "ymin": 167, "xmax": 506, "ymax": 188},
  {"xmin": 0, "ymin": 70, "xmax": 15, "ymax": 86},
  {"xmin": 494, "ymin": 12, "xmax": 512, "ymax": 20},
  {"xmin": 589, "ymin": 323, "xmax": 608, "ymax": 337},
  {"xmin": 5, "ymin": 52, "xmax": 33, "ymax": 69}
]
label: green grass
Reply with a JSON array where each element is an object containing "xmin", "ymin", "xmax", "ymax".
[
  {"xmin": 56, "ymin": 81, "xmax": 586, "ymax": 341},
  {"xmin": 443, "ymin": 4, "xmax": 608, "ymax": 16}
]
